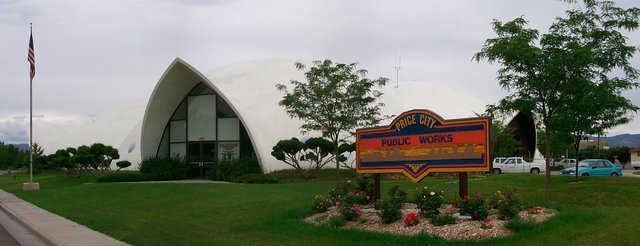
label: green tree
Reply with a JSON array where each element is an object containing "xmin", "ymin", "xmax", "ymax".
[
  {"xmin": 276, "ymin": 60, "xmax": 388, "ymax": 182},
  {"xmin": 474, "ymin": 0, "xmax": 640, "ymax": 188},
  {"xmin": 271, "ymin": 137, "xmax": 335, "ymax": 180},
  {"xmin": 492, "ymin": 120, "xmax": 523, "ymax": 158}
]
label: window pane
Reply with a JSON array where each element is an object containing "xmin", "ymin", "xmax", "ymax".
[
  {"xmin": 170, "ymin": 120, "xmax": 186, "ymax": 142},
  {"xmin": 157, "ymin": 126, "xmax": 169, "ymax": 157},
  {"xmin": 188, "ymin": 95, "xmax": 216, "ymax": 141},
  {"xmin": 189, "ymin": 83, "xmax": 214, "ymax": 95},
  {"xmin": 171, "ymin": 99, "xmax": 187, "ymax": 121},
  {"xmin": 217, "ymin": 96, "xmax": 236, "ymax": 118},
  {"xmin": 170, "ymin": 143, "xmax": 186, "ymax": 159},
  {"xmin": 188, "ymin": 142, "xmax": 201, "ymax": 162},
  {"xmin": 218, "ymin": 118, "xmax": 240, "ymax": 141},
  {"xmin": 202, "ymin": 143, "xmax": 216, "ymax": 162}
]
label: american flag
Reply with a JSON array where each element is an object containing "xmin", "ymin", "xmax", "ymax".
[{"xmin": 28, "ymin": 29, "xmax": 35, "ymax": 80}]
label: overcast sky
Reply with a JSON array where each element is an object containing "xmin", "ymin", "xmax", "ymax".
[{"xmin": 1, "ymin": 0, "xmax": 639, "ymax": 144}]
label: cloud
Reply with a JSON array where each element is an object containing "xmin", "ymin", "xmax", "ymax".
[{"xmin": 0, "ymin": 0, "xmax": 639, "ymax": 141}]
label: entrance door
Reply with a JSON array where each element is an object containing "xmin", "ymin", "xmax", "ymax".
[{"xmin": 188, "ymin": 142, "xmax": 216, "ymax": 177}]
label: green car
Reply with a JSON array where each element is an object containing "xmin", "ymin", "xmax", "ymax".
[{"xmin": 560, "ymin": 159, "xmax": 623, "ymax": 176}]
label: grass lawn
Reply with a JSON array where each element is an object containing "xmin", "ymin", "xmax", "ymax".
[
  {"xmin": 1, "ymin": 172, "xmax": 639, "ymax": 246},
  {"xmin": 633, "ymin": 171, "xmax": 640, "ymax": 175}
]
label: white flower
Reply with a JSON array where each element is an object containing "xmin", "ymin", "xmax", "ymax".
[
  {"xmin": 430, "ymin": 192, "xmax": 435, "ymax": 196},
  {"xmin": 423, "ymin": 186, "xmax": 428, "ymax": 190}
]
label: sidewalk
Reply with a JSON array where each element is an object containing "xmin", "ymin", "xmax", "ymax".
[{"xmin": 0, "ymin": 189, "xmax": 129, "ymax": 246}]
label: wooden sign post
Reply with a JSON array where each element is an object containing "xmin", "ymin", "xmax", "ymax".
[{"xmin": 356, "ymin": 109, "xmax": 491, "ymax": 200}]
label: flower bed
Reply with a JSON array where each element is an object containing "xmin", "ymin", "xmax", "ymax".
[{"xmin": 305, "ymin": 184, "xmax": 557, "ymax": 241}]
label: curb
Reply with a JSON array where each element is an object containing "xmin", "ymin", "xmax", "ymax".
[
  {"xmin": 0, "ymin": 191, "xmax": 58, "ymax": 246},
  {"xmin": 0, "ymin": 189, "xmax": 129, "ymax": 246}
]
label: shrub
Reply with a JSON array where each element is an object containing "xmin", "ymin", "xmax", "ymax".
[
  {"xmin": 388, "ymin": 185, "xmax": 407, "ymax": 205},
  {"xmin": 403, "ymin": 213, "xmax": 419, "ymax": 227},
  {"xmin": 328, "ymin": 179, "xmax": 373, "ymax": 205},
  {"xmin": 311, "ymin": 195, "xmax": 332, "ymax": 213},
  {"xmin": 339, "ymin": 203, "xmax": 361, "ymax": 221},
  {"xmin": 116, "ymin": 160, "xmax": 131, "ymax": 170},
  {"xmin": 376, "ymin": 199, "xmax": 402, "ymax": 224},
  {"xmin": 231, "ymin": 173, "xmax": 279, "ymax": 184},
  {"xmin": 414, "ymin": 186, "xmax": 444, "ymax": 218},
  {"xmin": 504, "ymin": 215, "xmax": 536, "ymax": 232},
  {"xmin": 431, "ymin": 213, "xmax": 457, "ymax": 226},
  {"xmin": 327, "ymin": 215, "xmax": 346, "ymax": 228},
  {"xmin": 328, "ymin": 183, "xmax": 350, "ymax": 203},
  {"xmin": 206, "ymin": 158, "xmax": 262, "ymax": 181},
  {"xmin": 97, "ymin": 171, "xmax": 154, "ymax": 182},
  {"xmin": 139, "ymin": 156, "xmax": 189, "ymax": 180},
  {"xmin": 354, "ymin": 175, "xmax": 375, "ymax": 202},
  {"xmin": 496, "ymin": 187, "xmax": 523, "ymax": 219},
  {"xmin": 458, "ymin": 194, "xmax": 489, "ymax": 221},
  {"xmin": 480, "ymin": 218, "xmax": 493, "ymax": 229}
]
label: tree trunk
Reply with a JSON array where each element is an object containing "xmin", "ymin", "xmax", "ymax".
[
  {"xmin": 334, "ymin": 138, "xmax": 342, "ymax": 184},
  {"xmin": 544, "ymin": 122, "xmax": 552, "ymax": 189},
  {"xmin": 574, "ymin": 136, "xmax": 581, "ymax": 183}
]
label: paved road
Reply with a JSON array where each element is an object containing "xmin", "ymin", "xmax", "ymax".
[{"xmin": 0, "ymin": 224, "xmax": 19, "ymax": 246}]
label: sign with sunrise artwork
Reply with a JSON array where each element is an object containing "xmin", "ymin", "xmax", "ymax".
[{"xmin": 356, "ymin": 109, "xmax": 491, "ymax": 183}]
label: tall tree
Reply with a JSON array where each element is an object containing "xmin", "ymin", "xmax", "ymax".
[
  {"xmin": 276, "ymin": 60, "xmax": 388, "ymax": 182},
  {"xmin": 474, "ymin": 0, "xmax": 640, "ymax": 188}
]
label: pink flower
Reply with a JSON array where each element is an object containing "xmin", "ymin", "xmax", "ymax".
[
  {"xmin": 463, "ymin": 195, "xmax": 468, "ymax": 199},
  {"xmin": 366, "ymin": 196, "xmax": 370, "ymax": 200},
  {"xmin": 355, "ymin": 204, "xmax": 360, "ymax": 209},
  {"xmin": 335, "ymin": 201, "xmax": 340, "ymax": 206}
]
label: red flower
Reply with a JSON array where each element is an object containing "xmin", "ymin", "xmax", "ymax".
[
  {"xmin": 526, "ymin": 208, "xmax": 531, "ymax": 213},
  {"xmin": 414, "ymin": 197, "xmax": 417, "ymax": 201},
  {"xmin": 463, "ymin": 195, "xmax": 468, "ymax": 199},
  {"xmin": 483, "ymin": 218, "xmax": 491, "ymax": 224},
  {"xmin": 355, "ymin": 204, "xmax": 359, "ymax": 209},
  {"xmin": 534, "ymin": 206, "xmax": 542, "ymax": 211},
  {"xmin": 473, "ymin": 212, "xmax": 478, "ymax": 218}
]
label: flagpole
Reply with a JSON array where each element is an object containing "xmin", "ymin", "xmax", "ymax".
[{"xmin": 29, "ymin": 22, "xmax": 33, "ymax": 184}]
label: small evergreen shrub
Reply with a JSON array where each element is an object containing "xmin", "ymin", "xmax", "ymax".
[
  {"xmin": 376, "ymin": 199, "xmax": 402, "ymax": 224},
  {"xmin": 311, "ymin": 195, "xmax": 332, "ymax": 213},
  {"xmin": 414, "ymin": 186, "xmax": 444, "ymax": 218},
  {"xmin": 327, "ymin": 215, "xmax": 346, "ymax": 228},
  {"xmin": 139, "ymin": 156, "xmax": 189, "ymax": 180},
  {"xmin": 431, "ymin": 213, "xmax": 457, "ymax": 226},
  {"xmin": 388, "ymin": 185, "xmax": 407, "ymax": 205},
  {"xmin": 206, "ymin": 158, "xmax": 262, "ymax": 181},
  {"xmin": 116, "ymin": 160, "xmax": 132, "ymax": 170}
]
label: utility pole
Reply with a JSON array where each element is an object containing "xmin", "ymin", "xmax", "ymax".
[{"xmin": 393, "ymin": 56, "xmax": 401, "ymax": 88}]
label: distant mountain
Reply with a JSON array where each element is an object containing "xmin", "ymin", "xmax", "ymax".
[
  {"xmin": 9, "ymin": 144, "xmax": 29, "ymax": 151},
  {"xmin": 588, "ymin": 134, "xmax": 640, "ymax": 147}
]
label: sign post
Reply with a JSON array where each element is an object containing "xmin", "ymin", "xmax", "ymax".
[{"xmin": 356, "ymin": 109, "xmax": 491, "ymax": 199}]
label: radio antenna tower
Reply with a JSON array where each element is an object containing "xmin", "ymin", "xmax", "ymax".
[{"xmin": 393, "ymin": 56, "xmax": 401, "ymax": 88}]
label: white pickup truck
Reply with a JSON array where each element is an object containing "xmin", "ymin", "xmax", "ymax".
[{"xmin": 492, "ymin": 157, "xmax": 546, "ymax": 174}]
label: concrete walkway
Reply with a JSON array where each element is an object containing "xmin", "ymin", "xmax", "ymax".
[{"xmin": 0, "ymin": 189, "xmax": 129, "ymax": 246}]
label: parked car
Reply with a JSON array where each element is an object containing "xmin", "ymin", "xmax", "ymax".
[
  {"xmin": 632, "ymin": 161, "xmax": 640, "ymax": 170},
  {"xmin": 560, "ymin": 159, "xmax": 623, "ymax": 176},
  {"xmin": 554, "ymin": 158, "xmax": 576, "ymax": 167},
  {"xmin": 492, "ymin": 157, "xmax": 546, "ymax": 175},
  {"xmin": 493, "ymin": 157, "xmax": 507, "ymax": 166}
]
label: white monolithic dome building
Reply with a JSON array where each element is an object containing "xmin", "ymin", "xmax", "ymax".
[{"xmin": 38, "ymin": 58, "xmax": 539, "ymax": 172}]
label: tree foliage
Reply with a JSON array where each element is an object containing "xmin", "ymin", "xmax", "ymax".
[
  {"xmin": 276, "ymin": 60, "xmax": 388, "ymax": 180},
  {"xmin": 271, "ymin": 137, "xmax": 353, "ymax": 180},
  {"xmin": 474, "ymin": 0, "xmax": 640, "ymax": 187}
]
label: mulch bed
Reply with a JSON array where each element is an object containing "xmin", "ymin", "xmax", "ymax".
[{"xmin": 304, "ymin": 203, "xmax": 556, "ymax": 240}]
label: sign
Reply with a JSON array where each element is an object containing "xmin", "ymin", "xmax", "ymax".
[
  {"xmin": 218, "ymin": 142, "xmax": 240, "ymax": 160},
  {"xmin": 356, "ymin": 109, "xmax": 491, "ymax": 182}
]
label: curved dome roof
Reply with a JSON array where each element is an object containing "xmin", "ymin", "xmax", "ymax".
[{"xmin": 139, "ymin": 58, "xmax": 489, "ymax": 172}]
